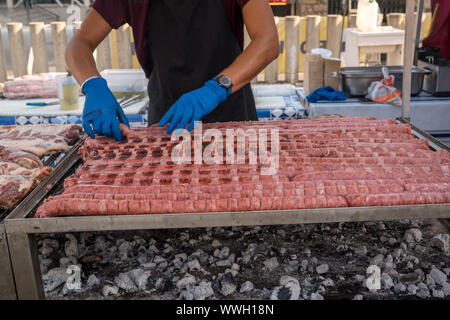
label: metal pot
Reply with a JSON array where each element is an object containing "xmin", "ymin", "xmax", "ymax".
[{"xmin": 340, "ymin": 66, "xmax": 430, "ymax": 97}]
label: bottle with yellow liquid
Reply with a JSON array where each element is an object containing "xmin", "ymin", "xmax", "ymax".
[{"xmin": 57, "ymin": 73, "xmax": 80, "ymax": 111}]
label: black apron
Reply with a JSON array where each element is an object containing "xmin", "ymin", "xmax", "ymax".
[{"xmin": 146, "ymin": 0, "xmax": 258, "ymax": 125}]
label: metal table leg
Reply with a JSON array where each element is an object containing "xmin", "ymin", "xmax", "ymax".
[
  {"xmin": 402, "ymin": 0, "xmax": 417, "ymax": 120},
  {"xmin": 0, "ymin": 224, "xmax": 17, "ymax": 300},
  {"xmin": 7, "ymin": 231, "xmax": 44, "ymax": 300}
]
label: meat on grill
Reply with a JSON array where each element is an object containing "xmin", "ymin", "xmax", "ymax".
[
  {"xmin": 0, "ymin": 164, "xmax": 52, "ymax": 210},
  {"xmin": 0, "ymin": 124, "xmax": 82, "ymax": 145},
  {"xmin": 0, "ymin": 161, "xmax": 52, "ymax": 179},
  {"xmin": 0, "ymin": 124, "xmax": 82, "ymax": 157},
  {"xmin": 0, "ymin": 124, "xmax": 81, "ymax": 210},
  {"xmin": 0, "ymin": 175, "xmax": 39, "ymax": 210},
  {"xmin": 36, "ymin": 118, "xmax": 450, "ymax": 218},
  {"xmin": 0, "ymin": 146, "xmax": 42, "ymax": 169},
  {"xmin": 346, "ymin": 192, "xmax": 450, "ymax": 207}
]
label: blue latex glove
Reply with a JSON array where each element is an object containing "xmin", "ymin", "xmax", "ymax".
[
  {"xmin": 306, "ymin": 86, "xmax": 346, "ymax": 103},
  {"xmin": 159, "ymin": 80, "xmax": 227, "ymax": 134},
  {"xmin": 82, "ymin": 77, "xmax": 130, "ymax": 141}
]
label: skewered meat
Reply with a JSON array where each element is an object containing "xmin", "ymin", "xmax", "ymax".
[
  {"xmin": 0, "ymin": 161, "xmax": 52, "ymax": 179},
  {"xmin": 0, "ymin": 164, "xmax": 52, "ymax": 210},
  {"xmin": 0, "ymin": 138, "xmax": 70, "ymax": 158},
  {"xmin": 36, "ymin": 118, "xmax": 450, "ymax": 218},
  {"xmin": 0, "ymin": 124, "xmax": 82, "ymax": 157},
  {"xmin": 0, "ymin": 146, "xmax": 42, "ymax": 169},
  {"xmin": 0, "ymin": 175, "xmax": 38, "ymax": 210}
]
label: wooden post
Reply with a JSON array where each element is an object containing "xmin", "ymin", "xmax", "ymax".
[
  {"xmin": 0, "ymin": 24, "xmax": 7, "ymax": 82},
  {"xmin": 29, "ymin": 22, "xmax": 49, "ymax": 74},
  {"xmin": 72, "ymin": 21, "xmax": 82, "ymax": 30},
  {"xmin": 96, "ymin": 36, "xmax": 112, "ymax": 72},
  {"xmin": 243, "ymin": 25, "xmax": 256, "ymax": 84},
  {"xmin": 264, "ymin": 17, "xmax": 280, "ymax": 84},
  {"xmin": 349, "ymin": 14, "xmax": 357, "ymax": 28},
  {"xmin": 285, "ymin": 16, "xmax": 300, "ymax": 84},
  {"xmin": 116, "ymin": 24, "xmax": 132, "ymax": 69},
  {"xmin": 402, "ymin": 0, "xmax": 415, "ymax": 120},
  {"xmin": 413, "ymin": 12, "xmax": 427, "ymax": 42},
  {"xmin": 378, "ymin": 14, "xmax": 384, "ymax": 27},
  {"xmin": 243, "ymin": 24, "xmax": 251, "ymax": 50},
  {"xmin": 327, "ymin": 15, "xmax": 343, "ymax": 58},
  {"xmin": 7, "ymin": 23, "xmax": 27, "ymax": 77},
  {"xmin": 51, "ymin": 22, "xmax": 67, "ymax": 72},
  {"xmin": 306, "ymin": 15, "xmax": 321, "ymax": 53},
  {"xmin": 387, "ymin": 13, "xmax": 406, "ymax": 30}
]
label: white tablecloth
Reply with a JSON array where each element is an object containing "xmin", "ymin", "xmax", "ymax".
[{"xmin": 0, "ymin": 96, "xmax": 148, "ymax": 117}]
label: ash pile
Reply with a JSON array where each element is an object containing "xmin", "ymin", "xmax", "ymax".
[{"xmin": 38, "ymin": 219, "xmax": 450, "ymax": 300}]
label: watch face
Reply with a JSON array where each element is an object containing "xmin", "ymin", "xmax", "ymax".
[{"xmin": 219, "ymin": 76, "xmax": 232, "ymax": 88}]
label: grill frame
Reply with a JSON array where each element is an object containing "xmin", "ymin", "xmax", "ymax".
[
  {"xmin": 3, "ymin": 118, "xmax": 450, "ymax": 300},
  {"xmin": 0, "ymin": 224, "xmax": 16, "ymax": 300}
]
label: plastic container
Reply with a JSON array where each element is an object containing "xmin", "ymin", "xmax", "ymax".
[
  {"xmin": 311, "ymin": 48, "xmax": 332, "ymax": 59},
  {"xmin": 100, "ymin": 69, "xmax": 148, "ymax": 99},
  {"xmin": 356, "ymin": 0, "xmax": 380, "ymax": 32},
  {"xmin": 56, "ymin": 74, "xmax": 80, "ymax": 111}
]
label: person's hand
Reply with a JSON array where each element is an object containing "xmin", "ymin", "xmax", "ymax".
[
  {"xmin": 82, "ymin": 77, "xmax": 130, "ymax": 141},
  {"xmin": 160, "ymin": 80, "xmax": 227, "ymax": 134}
]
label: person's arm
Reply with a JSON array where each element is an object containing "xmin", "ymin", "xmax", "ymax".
[
  {"xmin": 65, "ymin": 8, "xmax": 112, "ymax": 86},
  {"xmin": 219, "ymin": 0, "xmax": 279, "ymax": 93},
  {"xmin": 65, "ymin": 9, "xmax": 129, "ymax": 141}
]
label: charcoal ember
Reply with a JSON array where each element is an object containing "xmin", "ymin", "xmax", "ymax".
[
  {"xmin": 239, "ymin": 281, "xmax": 254, "ymax": 293},
  {"xmin": 34, "ymin": 185, "xmax": 449, "ymax": 301},
  {"xmin": 431, "ymin": 234, "xmax": 449, "ymax": 253},
  {"xmin": 128, "ymin": 269, "xmax": 150, "ymax": 290},
  {"xmin": 64, "ymin": 234, "xmax": 79, "ymax": 258},
  {"xmin": 102, "ymin": 285, "xmax": 119, "ymax": 297},
  {"xmin": 429, "ymin": 268, "xmax": 447, "ymax": 286},
  {"xmin": 114, "ymin": 272, "xmax": 138, "ymax": 292},
  {"xmin": 316, "ymin": 264, "xmax": 329, "ymax": 275},
  {"xmin": 263, "ymin": 257, "xmax": 279, "ymax": 271},
  {"xmin": 176, "ymin": 274, "xmax": 197, "ymax": 289},
  {"xmin": 42, "ymin": 267, "xmax": 71, "ymax": 293},
  {"xmin": 270, "ymin": 276, "xmax": 301, "ymax": 300},
  {"xmin": 187, "ymin": 259, "xmax": 202, "ymax": 272},
  {"xmin": 86, "ymin": 275, "xmax": 100, "ymax": 288},
  {"xmin": 186, "ymin": 280, "xmax": 214, "ymax": 300}
]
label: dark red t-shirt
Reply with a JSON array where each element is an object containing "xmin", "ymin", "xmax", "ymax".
[
  {"xmin": 92, "ymin": 0, "xmax": 250, "ymax": 77},
  {"xmin": 423, "ymin": 0, "xmax": 450, "ymax": 59}
]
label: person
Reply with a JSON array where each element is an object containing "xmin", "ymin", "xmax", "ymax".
[
  {"xmin": 423, "ymin": 0, "xmax": 450, "ymax": 60},
  {"xmin": 66, "ymin": 0, "xmax": 279, "ymax": 141}
]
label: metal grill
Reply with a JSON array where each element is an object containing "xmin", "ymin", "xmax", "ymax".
[{"xmin": 3, "ymin": 119, "xmax": 450, "ymax": 299}]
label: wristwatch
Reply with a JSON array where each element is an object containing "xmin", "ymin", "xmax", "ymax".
[{"xmin": 213, "ymin": 75, "xmax": 233, "ymax": 96}]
